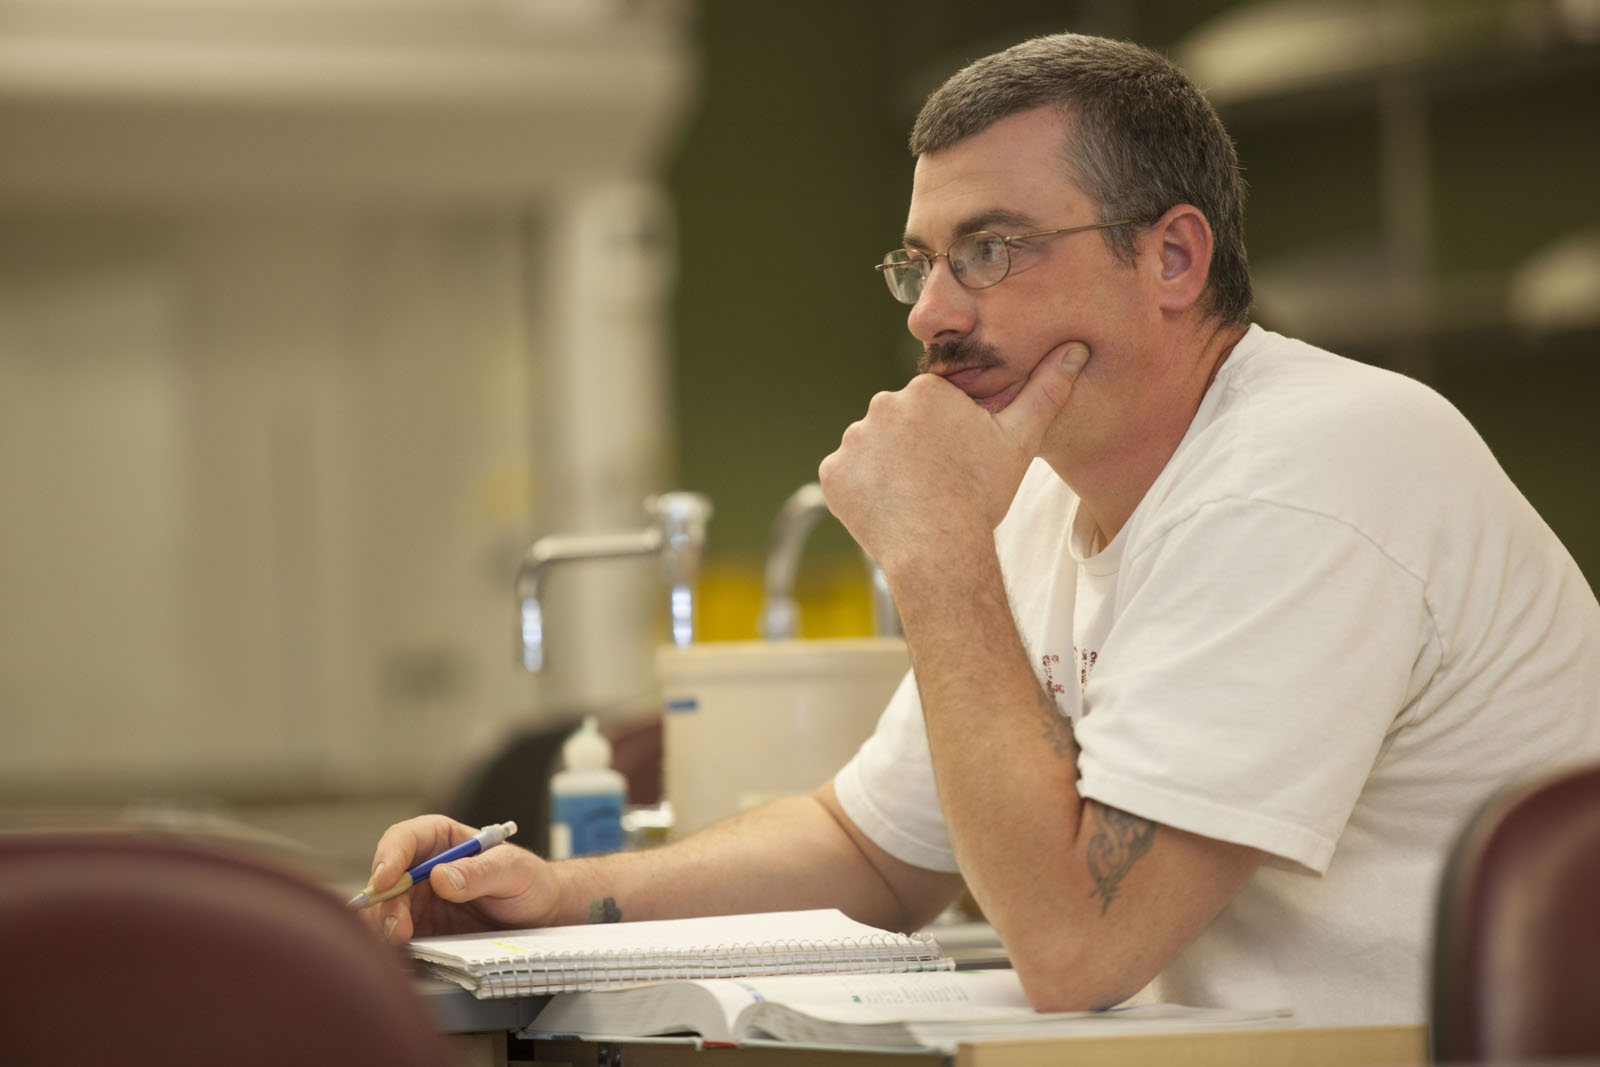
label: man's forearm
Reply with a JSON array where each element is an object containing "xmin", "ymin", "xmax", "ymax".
[
  {"xmin": 538, "ymin": 792, "xmax": 922, "ymax": 931},
  {"xmin": 890, "ymin": 542, "xmax": 1262, "ymax": 1010},
  {"xmin": 893, "ymin": 545, "xmax": 1091, "ymax": 929},
  {"xmin": 891, "ymin": 542, "xmax": 1150, "ymax": 1007}
]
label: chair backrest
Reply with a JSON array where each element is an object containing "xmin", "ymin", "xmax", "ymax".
[
  {"xmin": 606, "ymin": 714, "xmax": 663, "ymax": 806},
  {"xmin": 1431, "ymin": 760, "xmax": 1600, "ymax": 1062},
  {"xmin": 0, "ymin": 829, "xmax": 457, "ymax": 1067}
]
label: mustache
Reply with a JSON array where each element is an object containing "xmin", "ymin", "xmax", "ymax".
[{"xmin": 916, "ymin": 338, "xmax": 1005, "ymax": 375}]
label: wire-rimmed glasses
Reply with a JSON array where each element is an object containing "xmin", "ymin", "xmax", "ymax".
[{"xmin": 876, "ymin": 219, "xmax": 1133, "ymax": 304}]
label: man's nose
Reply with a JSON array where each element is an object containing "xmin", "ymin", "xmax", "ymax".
[{"xmin": 906, "ymin": 258, "xmax": 977, "ymax": 345}]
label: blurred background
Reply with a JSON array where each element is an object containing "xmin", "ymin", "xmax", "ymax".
[{"xmin": 2, "ymin": 0, "xmax": 1596, "ymax": 878}]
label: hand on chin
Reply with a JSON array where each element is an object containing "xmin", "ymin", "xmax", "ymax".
[{"xmin": 818, "ymin": 341, "xmax": 1089, "ymax": 577}]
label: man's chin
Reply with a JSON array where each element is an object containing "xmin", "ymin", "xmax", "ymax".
[{"xmin": 975, "ymin": 383, "xmax": 1023, "ymax": 414}]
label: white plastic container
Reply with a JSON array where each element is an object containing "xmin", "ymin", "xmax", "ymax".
[
  {"xmin": 549, "ymin": 716, "xmax": 627, "ymax": 859},
  {"xmin": 656, "ymin": 637, "xmax": 910, "ymax": 838}
]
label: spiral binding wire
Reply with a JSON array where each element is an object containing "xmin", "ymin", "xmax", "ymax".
[{"xmin": 465, "ymin": 930, "xmax": 951, "ymax": 998}]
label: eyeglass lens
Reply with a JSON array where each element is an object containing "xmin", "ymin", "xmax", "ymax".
[{"xmin": 880, "ymin": 232, "xmax": 1011, "ymax": 304}]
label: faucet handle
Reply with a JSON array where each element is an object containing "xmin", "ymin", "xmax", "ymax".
[
  {"xmin": 647, "ymin": 491, "xmax": 713, "ymax": 649},
  {"xmin": 515, "ymin": 491, "xmax": 713, "ymax": 672},
  {"xmin": 646, "ymin": 492, "xmax": 713, "ymax": 587}
]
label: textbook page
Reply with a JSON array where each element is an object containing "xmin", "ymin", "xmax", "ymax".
[
  {"xmin": 525, "ymin": 968, "xmax": 1293, "ymax": 1051},
  {"xmin": 527, "ymin": 969, "xmax": 1027, "ymax": 1044}
]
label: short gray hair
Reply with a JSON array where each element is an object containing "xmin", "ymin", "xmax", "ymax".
[{"xmin": 910, "ymin": 34, "xmax": 1252, "ymax": 326}]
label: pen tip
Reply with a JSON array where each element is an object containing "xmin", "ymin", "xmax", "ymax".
[{"xmin": 346, "ymin": 891, "xmax": 370, "ymax": 909}]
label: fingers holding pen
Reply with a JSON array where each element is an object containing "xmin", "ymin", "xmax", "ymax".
[
  {"xmin": 360, "ymin": 869, "xmax": 417, "ymax": 943},
  {"xmin": 358, "ymin": 827, "xmax": 560, "ymax": 944},
  {"xmin": 358, "ymin": 814, "xmax": 477, "ymax": 942},
  {"xmin": 369, "ymin": 814, "xmax": 476, "ymax": 888},
  {"xmin": 375, "ymin": 896, "xmax": 413, "ymax": 944},
  {"xmin": 380, "ymin": 842, "xmax": 553, "ymax": 944}
]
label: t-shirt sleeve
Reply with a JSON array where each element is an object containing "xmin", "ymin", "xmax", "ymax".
[
  {"xmin": 832, "ymin": 669, "xmax": 961, "ymax": 873},
  {"xmin": 1074, "ymin": 497, "xmax": 1436, "ymax": 874}
]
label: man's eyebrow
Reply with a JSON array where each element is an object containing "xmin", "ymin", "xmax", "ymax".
[{"xmin": 902, "ymin": 208, "xmax": 1040, "ymax": 251}]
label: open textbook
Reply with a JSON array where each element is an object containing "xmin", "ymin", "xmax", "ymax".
[
  {"xmin": 522, "ymin": 968, "xmax": 1294, "ymax": 1051},
  {"xmin": 407, "ymin": 909, "xmax": 951, "ymax": 998}
]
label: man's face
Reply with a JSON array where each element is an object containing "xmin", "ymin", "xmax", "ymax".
[{"xmin": 901, "ymin": 107, "xmax": 1151, "ymax": 454}]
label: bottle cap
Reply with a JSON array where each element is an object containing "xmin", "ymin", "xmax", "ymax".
[{"xmin": 562, "ymin": 715, "xmax": 612, "ymax": 770}]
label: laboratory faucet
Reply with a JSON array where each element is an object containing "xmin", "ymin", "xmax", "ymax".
[
  {"xmin": 516, "ymin": 492, "xmax": 713, "ymax": 672},
  {"xmin": 759, "ymin": 483, "xmax": 902, "ymax": 641}
]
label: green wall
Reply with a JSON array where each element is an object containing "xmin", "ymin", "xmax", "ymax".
[{"xmin": 666, "ymin": 1, "xmax": 1600, "ymax": 624}]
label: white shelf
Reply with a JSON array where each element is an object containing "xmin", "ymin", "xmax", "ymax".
[{"xmin": 0, "ymin": 0, "xmax": 696, "ymax": 204}]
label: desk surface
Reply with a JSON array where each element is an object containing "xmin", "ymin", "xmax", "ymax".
[{"xmin": 508, "ymin": 1025, "xmax": 1426, "ymax": 1067}]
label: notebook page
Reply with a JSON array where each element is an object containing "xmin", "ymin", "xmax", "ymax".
[{"xmin": 409, "ymin": 908, "xmax": 916, "ymax": 970}]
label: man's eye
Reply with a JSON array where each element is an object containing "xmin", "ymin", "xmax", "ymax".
[{"xmin": 972, "ymin": 235, "xmax": 1008, "ymax": 265}]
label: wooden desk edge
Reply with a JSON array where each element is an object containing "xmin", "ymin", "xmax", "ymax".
[
  {"xmin": 953, "ymin": 1023, "xmax": 1427, "ymax": 1067},
  {"xmin": 492, "ymin": 1024, "xmax": 1426, "ymax": 1067}
]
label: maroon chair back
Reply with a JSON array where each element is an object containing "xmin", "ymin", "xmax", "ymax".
[
  {"xmin": 1431, "ymin": 760, "xmax": 1600, "ymax": 1062},
  {"xmin": 0, "ymin": 830, "xmax": 457, "ymax": 1067}
]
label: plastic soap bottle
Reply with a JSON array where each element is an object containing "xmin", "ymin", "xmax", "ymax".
[{"xmin": 549, "ymin": 716, "xmax": 626, "ymax": 859}]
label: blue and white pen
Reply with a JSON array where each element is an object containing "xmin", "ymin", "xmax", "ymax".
[{"xmin": 347, "ymin": 820, "xmax": 518, "ymax": 910}]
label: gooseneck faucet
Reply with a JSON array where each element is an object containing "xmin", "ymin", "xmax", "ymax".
[
  {"xmin": 516, "ymin": 492, "xmax": 713, "ymax": 672},
  {"xmin": 759, "ymin": 483, "xmax": 902, "ymax": 641}
]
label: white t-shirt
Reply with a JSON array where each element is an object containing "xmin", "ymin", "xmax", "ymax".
[{"xmin": 834, "ymin": 325, "xmax": 1600, "ymax": 1026}]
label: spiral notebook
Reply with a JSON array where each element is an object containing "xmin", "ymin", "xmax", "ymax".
[{"xmin": 408, "ymin": 909, "xmax": 953, "ymax": 999}]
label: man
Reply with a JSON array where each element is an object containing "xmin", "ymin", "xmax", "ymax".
[{"xmin": 364, "ymin": 34, "xmax": 1600, "ymax": 1025}]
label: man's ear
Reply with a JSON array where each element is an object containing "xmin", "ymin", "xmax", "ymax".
[{"xmin": 1146, "ymin": 204, "xmax": 1213, "ymax": 313}]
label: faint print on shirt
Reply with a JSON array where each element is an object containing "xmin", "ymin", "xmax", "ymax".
[
  {"xmin": 1041, "ymin": 653, "xmax": 1068, "ymax": 700},
  {"xmin": 1076, "ymin": 646, "xmax": 1098, "ymax": 687},
  {"xmin": 1040, "ymin": 647, "xmax": 1098, "ymax": 705},
  {"xmin": 1035, "ymin": 653, "xmax": 1077, "ymax": 759}
]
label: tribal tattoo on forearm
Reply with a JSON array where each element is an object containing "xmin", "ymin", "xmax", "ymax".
[
  {"xmin": 1085, "ymin": 802, "xmax": 1157, "ymax": 915},
  {"xmin": 588, "ymin": 896, "xmax": 622, "ymax": 923}
]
